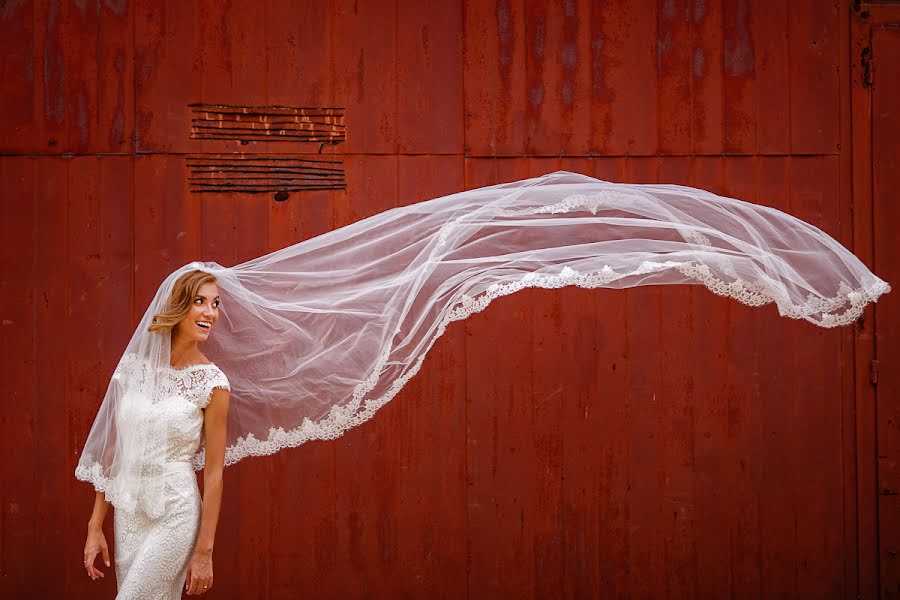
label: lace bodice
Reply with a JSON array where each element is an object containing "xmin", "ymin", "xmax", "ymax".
[
  {"xmin": 112, "ymin": 356, "xmax": 231, "ymax": 465},
  {"xmin": 154, "ymin": 363, "xmax": 230, "ymax": 463}
]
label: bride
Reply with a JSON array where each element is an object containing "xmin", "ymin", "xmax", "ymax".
[
  {"xmin": 81, "ymin": 270, "xmax": 230, "ymax": 597},
  {"xmin": 75, "ymin": 171, "xmax": 890, "ymax": 597}
]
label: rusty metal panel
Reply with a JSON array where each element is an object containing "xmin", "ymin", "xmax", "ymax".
[
  {"xmin": 332, "ymin": 0, "xmax": 398, "ymax": 155},
  {"xmin": 397, "ymin": 0, "xmax": 465, "ymax": 154},
  {"xmin": 789, "ymin": 0, "xmax": 841, "ymax": 154},
  {"xmin": 30, "ymin": 157, "xmax": 75, "ymax": 593},
  {"xmin": 0, "ymin": 157, "xmax": 38, "ymax": 592},
  {"xmin": 589, "ymin": 0, "xmax": 659, "ymax": 156},
  {"xmin": 753, "ymin": 2, "xmax": 791, "ymax": 153},
  {"xmin": 0, "ymin": 1, "xmax": 889, "ymax": 598},
  {"xmin": 462, "ymin": 0, "xmax": 843, "ymax": 157},
  {"xmin": 722, "ymin": 0, "xmax": 758, "ymax": 153},
  {"xmin": 691, "ymin": 0, "xmax": 726, "ymax": 154},
  {"xmin": 464, "ymin": 0, "xmax": 527, "ymax": 155},
  {"xmin": 0, "ymin": 156, "xmax": 139, "ymax": 598},
  {"xmin": 134, "ymin": 0, "xmax": 197, "ymax": 153},
  {"xmin": 0, "ymin": 1, "xmax": 132, "ymax": 153},
  {"xmin": 461, "ymin": 155, "xmax": 852, "ymax": 597},
  {"xmin": 872, "ymin": 24, "xmax": 900, "ymax": 599},
  {"xmin": 265, "ymin": 0, "xmax": 334, "ymax": 124},
  {"xmin": 0, "ymin": 2, "xmax": 36, "ymax": 150},
  {"xmin": 657, "ymin": 2, "xmax": 693, "ymax": 155}
]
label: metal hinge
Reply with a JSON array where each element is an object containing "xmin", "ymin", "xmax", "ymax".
[
  {"xmin": 870, "ymin": 359, "xmax": 879, "ymax": 386},
  {"xmin": 861, "ymin": 47, "xmax": 873, "ymax": 88}
]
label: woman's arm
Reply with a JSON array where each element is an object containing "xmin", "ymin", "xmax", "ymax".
[
  {"xmin": 84, "ymin": 491, "xmax": 111, "ymax": 580},
  {"xmin": 185, "ymin": 386, "xmax": 230, "ymax": 595}
]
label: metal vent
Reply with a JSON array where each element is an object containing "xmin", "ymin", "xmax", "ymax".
[
  {"xmin": 189, "ymin": 103, "xmax": 345, "ymax": 145},
  {"xmin": 186, "ymin": 155, "xmax": 346, "ymax": 194}
]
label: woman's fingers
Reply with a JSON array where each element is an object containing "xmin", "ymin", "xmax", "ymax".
[
  {"xmin": 187, "ymin": 570, "xmax": 199, "ymax": 595},
  {"xmin": 84, "ymin": 531, "xmax": 110, "ymax": 580},
  {"xmin": 84, "ymin": 551, "xmax": 95, "ymax": 578},
  {"xmin": 186, "ymin": 574, "xmax": 212, "ymax": 594},
  {"xmin": 185, "ymin": 559, "xmax": 214, "ymax": 594},
  {"xmin": 84, "ymin": 553, "xmax": 105, "ymax": 580}
]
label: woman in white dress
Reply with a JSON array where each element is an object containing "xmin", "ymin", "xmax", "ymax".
[{"xmin": 81, "ymin": 270, "xmax": 230, "ymax": 598}]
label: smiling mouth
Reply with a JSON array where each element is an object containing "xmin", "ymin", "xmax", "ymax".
[{"xmin": 196, "ymin": 321, "xmax": 213, "ymax": 331}]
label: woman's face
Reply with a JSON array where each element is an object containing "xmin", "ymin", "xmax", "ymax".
[{"xmin": 174, "ymin": 281, "xmax": 220, "ymax": 342}]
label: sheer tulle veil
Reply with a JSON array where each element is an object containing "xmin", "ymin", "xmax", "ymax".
[{"xmin": 75, "ymin": 170, "xmax": 891, "ymax": 513}]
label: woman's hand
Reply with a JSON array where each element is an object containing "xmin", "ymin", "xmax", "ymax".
[
  {"xmin": 185, "ymin": 550, "xmax": 213, "ymax": 594},
  {"xmin": 83, "ymin": 527, "xmax": 111, "ymax": 581}
]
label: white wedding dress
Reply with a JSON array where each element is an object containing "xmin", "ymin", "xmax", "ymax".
[{"xmin": 113, "ymin": 362, "xmax": 230, "ymax": 599}]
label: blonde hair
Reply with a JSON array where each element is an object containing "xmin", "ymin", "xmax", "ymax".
[{"xmin": 149, "ymin": 270, "xmax": 218, "ymax": 334}]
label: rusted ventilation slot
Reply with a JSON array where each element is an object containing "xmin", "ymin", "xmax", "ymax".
[
  {"xmin": 189, "ymin": 104, "xmax": 346, "ymax": 144},
  {"xmin": 187, "ymin": 155, "xmax": 346, "ymax": 194}
]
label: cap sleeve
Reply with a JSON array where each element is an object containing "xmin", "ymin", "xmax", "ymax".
[{"xmin": 199, "ymin": 366, "xmax": 230, "ymax": 409}]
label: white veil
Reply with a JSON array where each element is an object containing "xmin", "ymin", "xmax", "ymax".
[{"xmin": 76, "ymin": 170, "xmax": 891, "ymax": 513}]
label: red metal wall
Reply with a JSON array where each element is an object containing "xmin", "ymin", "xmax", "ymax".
[{"xmin": 1, "ymin": 1, "xmax": 897, "ymax": 598}]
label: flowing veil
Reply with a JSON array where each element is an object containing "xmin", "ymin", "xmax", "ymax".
[{"xmin": 76, "ymin": 170, "xmax": 891, "ymax": 512}]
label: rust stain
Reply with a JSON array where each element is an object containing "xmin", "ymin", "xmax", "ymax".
[
  {"xmin": 658, "ymin": 30, "xmax": 674, "ymax": 68},
  {"xmin": 1, "ymin": 0, "xmax": 30, "ymax": 19},
  {"xmin": 693, "ymin": 47, "xmax": 705, "ymax": 79},
  {"xmin": 43, "ymin": 1, "xmax": 65, "ymax": 126},
  {"xmin": 724, "ymin": 0, "xmax": 755, "ymax": 78},
  {"xmin": 76, "ymin": 90, "xmax": 88, "ymax": 149},
  {"xmin": 356, "ymin": 49, "xmax": 365, "ymax": 102},
  {"xmin": 693, "ymin": 0, "xmax": 707, "ymax": 23},
  {"xmin": 497, "ymin": 0, "xmax": 513, "ymax": 71},
  {"xmin": 496, "ymin": 0, "xmax": 515, "ymax": 148},
  {"xmin": 561, "ymin": 0, "xmax": 577, "ymax": 110},
  {"xmin": 109, "ymin": 49, "xmax": 125, "ymax": 147},
  {"xmin": 662, "ymin": 0, "xmax": 678, "ymax": 19},
  {"xmin": 527, "ymin": 6, "xmax": 545, "ymax": 120},
  {"xmin": 102, "ymin": 0, "xmax": 128, "ymax": 17},
  {"xmin": 590, "ymin": 34, "xmax": 611, "ymax": 100}
]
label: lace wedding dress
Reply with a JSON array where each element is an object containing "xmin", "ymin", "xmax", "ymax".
[{"xmin": 112, "ymin": 359, "xmax": 230, "ymax": 599}]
